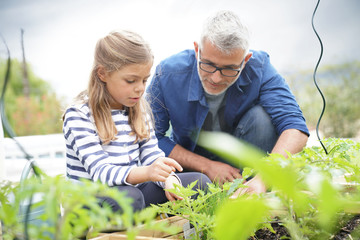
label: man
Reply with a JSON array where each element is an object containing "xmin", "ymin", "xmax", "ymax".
[{"xmin": 146, "ymin": 10, "xmax": 309, "ymax": 193}]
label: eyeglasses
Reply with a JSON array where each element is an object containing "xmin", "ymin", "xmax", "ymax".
[{"xmin": 198, "ymin": 51, "xmax": 245, "ymax": 77}]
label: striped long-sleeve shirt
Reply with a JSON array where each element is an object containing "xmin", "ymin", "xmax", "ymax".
[{"xmin": 63, "ymin": 103, "xmax": 166, "ymax": 187}]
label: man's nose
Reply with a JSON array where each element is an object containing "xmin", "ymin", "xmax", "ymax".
[{"xmin": 211, "ymin": 69, "xmax": 223, "ymax": 83}]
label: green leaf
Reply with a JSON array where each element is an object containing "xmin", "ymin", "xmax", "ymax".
[
  {"xmin": 215, "ymin": 197, "xmax": 269, "ymax": 240},
  {"xmin": 198, "ymin": 131, "xmax": 266, "ymax": 168},
  {"xmin": 316, "ymin": 179, "xmax": 342, "ymax": 231}
]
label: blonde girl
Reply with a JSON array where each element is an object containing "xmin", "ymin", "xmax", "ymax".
[{"xmin": 63, "ymin": 30, "xmax": 210, "ymax": 211}]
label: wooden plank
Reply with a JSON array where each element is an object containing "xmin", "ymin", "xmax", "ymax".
[
  {"xmin": 90, "ymin": 232, "xmax": 180, "ymax": 240},
  {"xmin": 89, "ymin": 216, "xmax": 188, "ymax": 240},
  {"xmin": 136, "ymin": 216, "xmax": 188, "ymax": 238},
  {"xmin": 89, "ymin": 235, "xmax": 111, "ymax": 240}
]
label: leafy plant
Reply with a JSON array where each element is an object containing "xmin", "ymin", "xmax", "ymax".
[
  {"xmin": 194, "ymin": 131, "xmax": 360, "ymax": 240},
  {"xmin": 152, "ymin": 169, "xmax": 264, "ymax": 240},
  {"xmin": 152, "ymin": 180, "xmax": 238, "ymax": 239},
  {"xmin": 0, "ymin": 169, "xmax": 179, "ymax": 240},
  {"xmin": 3, "ymin": 133, "xmax": 360, "ymax": 240}
]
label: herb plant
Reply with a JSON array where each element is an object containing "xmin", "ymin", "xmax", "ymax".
[
  {"xmin": 0, "ymin": 170, "xmax": 178, "ymax": 240},
  {"xmin": 197, "ymin": 131, "xmax": 360, "ymax": 240},
  {"xmin": 152, "ymin": 180, "xmax": 234, "ymax": 240}
]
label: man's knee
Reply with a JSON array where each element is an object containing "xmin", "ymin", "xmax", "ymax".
[
  {"xmin": 178, "ymin": 172, "xmax": 212, "ymax": 199},
  {"xmin": 191, "ymin": 172, "xmax": 212, "ymax": 191},
  {"xmin": 234, "ymin": 105, "xmax": 278, "ymax": 153}
]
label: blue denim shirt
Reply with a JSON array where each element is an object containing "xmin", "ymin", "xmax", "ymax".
[{"xmin": 146, "ymin": 49, "xmax": 309, "ymax": 156}]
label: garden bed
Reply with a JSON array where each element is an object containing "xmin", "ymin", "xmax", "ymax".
[
  {"xmin": 250, "ymin": 214, "xmax": 360, "ymax": 240},
  {"xmin": 89, "ymin": 216, "xmax": 193, "ymax": 240},
  {"xmin": 2, "ymin": 137, "xmax": 360, "ymax": 239},
  {"xmin": 89, "ymin": 214, "xmax": 360, "ymax": 240}
]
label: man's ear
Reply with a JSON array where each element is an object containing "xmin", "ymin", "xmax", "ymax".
[
  {"xmin": 245, "ymin": 52, "xmax": 253, "ymax": 63},
  {"xmin": 97, "ymin": 65, "xmax": 107, "ymax": 82},
  {"xmin": 194, "ymin": 41, "xmax": 199, "ymax": 59}
]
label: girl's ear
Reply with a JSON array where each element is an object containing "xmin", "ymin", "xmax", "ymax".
[{"xmin": 97, "ymin": 66, "xmax": 107, "ymax": 82}]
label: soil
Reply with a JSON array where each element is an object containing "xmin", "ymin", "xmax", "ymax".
[
  {"xmin": 333, "ymin": 215, "xmax": 360, "ymax": 240},
  {"xmin": 248, "ymin": 215, "xmax": 360, "ymax": 240},
  {"xmin": 249, "ymin": 220, "xmax": 291, "ymax": 240}
]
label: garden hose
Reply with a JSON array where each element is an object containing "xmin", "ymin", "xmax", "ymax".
[
  {"xmin": 0, "ymin": 35, "xmax": 36, "ymax": 162},
  {"xmin": 1, "ymin": 33, "xmax": 40, "ymax": 240},
  {"xmin": 311, "ymin": 0, "xmax": 329, "ymax": 155}
]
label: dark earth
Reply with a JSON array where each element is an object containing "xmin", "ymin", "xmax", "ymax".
[{"xmin": 248, "ymin": 215, "xmax": 360, "ymax": 240}]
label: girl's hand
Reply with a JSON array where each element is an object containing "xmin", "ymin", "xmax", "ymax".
[
  {"xmin": 147, "ymin": 157, "xmax": 183, "ymax": 182},
  {"xmin": 164, "ymin": 175, "xmax": 183, "ymax": 201}
]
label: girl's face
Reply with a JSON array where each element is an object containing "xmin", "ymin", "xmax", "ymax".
[{"xmin": 99, "ymin": 62, "xmax": 152, "ymax": 109}]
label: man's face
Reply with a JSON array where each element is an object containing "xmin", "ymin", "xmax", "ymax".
[{"xmin": 195, "ymin": 40, "xmax": 248, "ymax": 96}]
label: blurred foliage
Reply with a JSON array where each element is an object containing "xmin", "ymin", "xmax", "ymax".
[
  {"xmin": 0, "ymin": 58, "xmax": 64, "ymax": 136},
  {"xmin": 285, "ymin": 60, "xmax": 360, "ymax": 138},
  {"xmin": 195, "ymin": 132, "xmax": 360, "ymax": 240},
  {"xmin": 0, "ymin": 169, "xmax": 178, "ymax": 240},
  {"xmin": 155, "ymin": 132, "xmax": 360, "ymax": 239}
]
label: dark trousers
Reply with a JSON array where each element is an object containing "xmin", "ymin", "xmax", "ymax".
[{"xmin": 194, "ymin": 105, "xmax": 279, "ymax": 168}]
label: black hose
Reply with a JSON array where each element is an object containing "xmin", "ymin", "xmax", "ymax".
[
  {"xmin": 1, "ymin": 33, "xmax": 40, "ymax": 240},
  {"xmin": 311, "ymin": 0, "xmax": 329, "ymax": 155}
]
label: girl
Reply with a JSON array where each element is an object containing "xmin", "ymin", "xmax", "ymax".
[{"xmin": 62, "ymin": 30, "xmax": 210, "ymax": 212}]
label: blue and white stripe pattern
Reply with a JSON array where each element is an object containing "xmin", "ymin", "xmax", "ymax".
[{"xmin": 63, "ymin": 103, "xmax": 165, "ymax": 187}]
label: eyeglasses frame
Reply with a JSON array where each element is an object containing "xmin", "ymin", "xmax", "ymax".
[{"xmin": 197, "ymin": 50, "xmax": 245, "ymax": 77}]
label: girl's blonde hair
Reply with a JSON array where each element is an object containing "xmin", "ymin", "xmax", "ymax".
[{"xmin": 77, "ymin": 30, "xmax": 154, "ymax": 144}]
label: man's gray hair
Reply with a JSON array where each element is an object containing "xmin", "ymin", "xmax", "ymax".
[{"xmin": 200, "ymin": 10, "xmax": 250, "ymax": 55}]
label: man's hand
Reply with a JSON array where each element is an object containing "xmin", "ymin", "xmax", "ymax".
[
  {"xmin": 231, "ymin": 175, "xmax": 266, "ymax": 198},
  {"xmin": 164, "ymin": 175, "xmax": 183, "ymax": 201},
  {"xmin": 204, "ymin": 160, "xmax": 242, "ymax": 185},
  {"xmin": 168, "ymin": 144, "xmax": 241, "ymax": 185}
]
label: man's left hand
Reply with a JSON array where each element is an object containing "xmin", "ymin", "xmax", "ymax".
[{"xmin": 230, "ymin": 175, "xmax": 266, "ymax": 198}]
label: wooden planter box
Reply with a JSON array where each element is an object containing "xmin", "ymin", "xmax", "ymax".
[{"xmin": 89, "ymin": 216, "xmax": 194, "ymax": 240}]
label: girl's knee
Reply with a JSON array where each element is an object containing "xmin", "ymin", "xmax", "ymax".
[
  {"xmin": 124, "ymin": 187, "xmax": 146, "ymax": 211},
  {"xmin": 115, "ymin": 186, "xmax": 145, "ymax": 212}
]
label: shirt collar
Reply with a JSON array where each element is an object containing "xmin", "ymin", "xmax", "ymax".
[
  {"xmin": 235, "ymin": 69, "xmax": 252, "ymax": 93},
  {"xmin": 188, "ymin": 60, "xmax": 205, "ymax": 104}
]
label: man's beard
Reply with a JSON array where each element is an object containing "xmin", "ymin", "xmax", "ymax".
[{"xmin": 197, "ymin": 70, "xmax": 236, "ymax": 96}]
